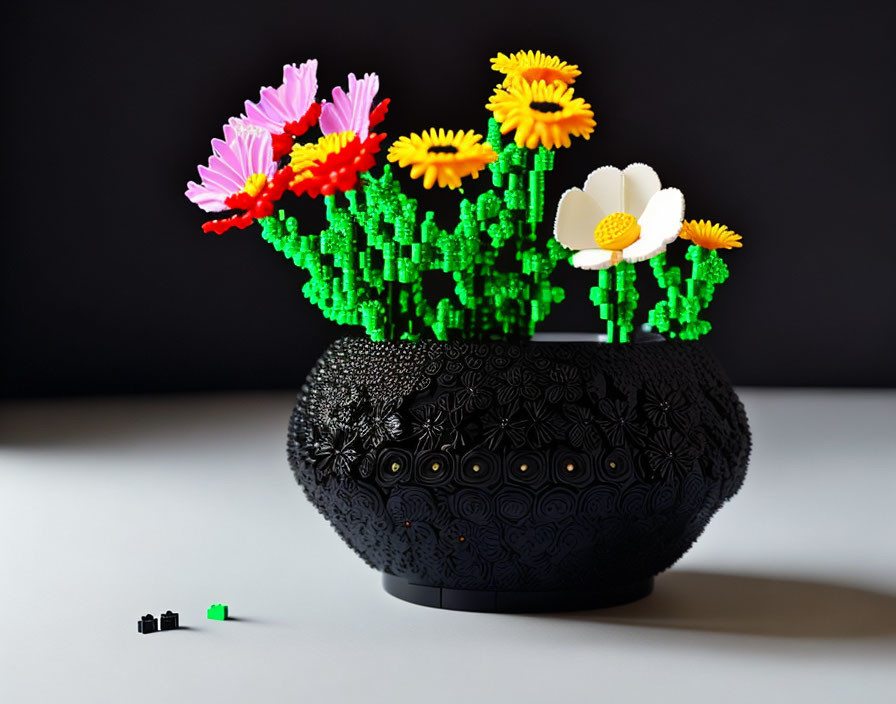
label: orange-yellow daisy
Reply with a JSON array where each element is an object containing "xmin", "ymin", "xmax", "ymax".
[
  {"xmin": 486, "ymin": 79, "xmax": 595, "ymax": 150},
  {"xmin": 679, "ymin": 220, "xmax": 743, "ymax": 250},
  {"xmin": 491, "ymin": 50, "xmax": 581, "ymax": 88},
  {"xmin": 387, "ymin": 128, "xmax": 497, "ymax": 189}
]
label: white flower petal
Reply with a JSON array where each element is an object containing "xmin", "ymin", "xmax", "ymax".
[
  {"xmin": 572, "ymin": 248, "xmax": 617, "ymax": 270},
  {"xmin": 625, "ymin": 187, "xmax": 685, "ymax": 262},
  {"xmin": 622, "ymin": 163, "xmax": 662, "ymax": 220},
  {"xmin": 554, "ymin": 188, "xmax": 604, "ymax": 251},
  {"xmin": 583, "ymin": 166, "xmax": 623, "ymax": 214},
  {"xmin": 621, "ymin": 237, "xmax": 670, "ymax": 262}
]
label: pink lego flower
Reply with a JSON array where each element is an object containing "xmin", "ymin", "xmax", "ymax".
[
  {"xmin": 242, "ymin": 60, "xmax": 319, "ymax": 135},
  {"xmin": 185, "ymin": 124, "xmax": 278, "ymax": 213},
  {"xmin": 320, "ymin": 73, "xmax": 383, "ymax": 141}
]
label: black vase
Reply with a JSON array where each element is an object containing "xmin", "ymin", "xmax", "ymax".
[{"xmin": 287, "ymin": 336, "xmax": 750, "ymax": 612}]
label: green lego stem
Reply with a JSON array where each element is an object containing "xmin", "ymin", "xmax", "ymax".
[
  {"xmin": 479, "ymin": 123, "xmax": 565, "ymax": 339},
  {"xmin": 646, "ymin": 251, "xmax": 682, "ymax": 338},
  {"xmin": 255, "ymin": 118, "xmax": 567, "ymax": 343},
  {"xmin": 646, "ymin": 245, "xmax": 728, "ymax": 340},
  {"xmin": 588, "ymin": 261, "xmax": 637, "ymax": 343},
  {"xmin": 680, "ymin": 245, "xmax": 707, "ymax": 339},
  {"xmin": 593, "ymin": 267, "xmax": 615, "ymax": 342},
  {"xmin": 614, "ymin": 261, "xmax": 638, "ymax": 343}
]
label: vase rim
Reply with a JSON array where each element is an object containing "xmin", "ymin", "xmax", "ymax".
[
  {"xmin": 530, "ymin": 332, "xmax": 665, "ymax": 344},
  {"xmin": 335, "ymin": 332, "xmax": 669, "ymax": 345}
]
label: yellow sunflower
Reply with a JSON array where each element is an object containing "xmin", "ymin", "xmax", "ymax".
[
  {"xmin": 289, "ymin": 131, "xmax": 355, "ymax": 185},
  {"xmin": 486, "ymin": 79, "xmax": 595, "ymax": 150},
  {"xmin": 679, "ymin": 220, "xmax": 743, "ymax": 249},
  {"xmin": 491, "ymin": 50, "xmax": 581, "ymax": 87},
  {"xmin": 387, "ymin": 128, "xmax": 497, "ymax": 189}
]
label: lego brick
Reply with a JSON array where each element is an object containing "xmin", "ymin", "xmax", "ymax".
[
  {"xmin": 159, "ymin": 610, "xmax": 179, "ymax": 631},
  {"xmin": 207, "ymin": 604, "xmax": 228, "ymax": 621},
  {"xmin": 137, "ymin": 614, "xmax": 157, "ymax": 634}
]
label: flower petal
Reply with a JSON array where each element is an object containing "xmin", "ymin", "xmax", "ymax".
[
  {"xmin": 583, "ymin": 166, "xmax": 623, "ymax": 214},
  {"xmin": 243, "ymin": 95, "xmax": 279, "ymax": 133},
  {"xmin": 624, "ymin": 187, "xmax": 685, "ymax": 262},
  {"xmin": 622, "ymin": 163, "xmax": 662, "ymax": 220},
  {"xmin": 554, "ymin": 188, "xmax": 604, "ymax": 251},
  {"xmin": 620, "ymin": 236, "xmax": 669, "ymax": 262},
  {"xmin": 283, "ymin": 60, "xmax": 318, "ymax": 117},
  {"xmin": 185, "ymin": 181, "xmax": 228, "ymax": 212},
  {"xmin": 320, "ymin": 86, "xmax": 350, "ymax": 134},
  {"xmin": 571, "ymin": 249, "xmax": 617, "ymax": 270},
  {"xmin": 320, "ymin": 72, "xmax": 379, "ymax": 141}
]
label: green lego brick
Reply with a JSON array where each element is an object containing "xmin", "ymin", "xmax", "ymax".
[{"xmin": 207, "ymin": 604, "xmax": 228, "ymax": 621}]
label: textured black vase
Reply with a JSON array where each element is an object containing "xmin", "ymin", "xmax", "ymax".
[{"xmin": 287, "ymin": 336, "xmax": 750, "ymax": 612}]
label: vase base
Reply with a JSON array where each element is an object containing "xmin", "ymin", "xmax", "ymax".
[{"xmin": 382, "ymin": 573, "xmax": 654, "ymax": 613}]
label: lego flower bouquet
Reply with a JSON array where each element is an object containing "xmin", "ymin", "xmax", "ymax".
[
  {"xmin": 185, "ymin": 51, "xmax": 750, "ymax": 612},
  {"xmin": 187, "ymin": 55, "xmax": 579, "ymax": 341}
]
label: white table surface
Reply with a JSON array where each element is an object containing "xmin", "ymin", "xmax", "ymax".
[{"xmin": 1, "ymin": 389, "xmax": 895, "ymax": 703}]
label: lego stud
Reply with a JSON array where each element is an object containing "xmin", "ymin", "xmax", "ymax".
[
  {"xmin": 138, "ymin": 614, "xmax": 158, "ymax": 634},
  {"xmin": 207, "ymin": 604, "xmax": 229, "ymax": 621}
]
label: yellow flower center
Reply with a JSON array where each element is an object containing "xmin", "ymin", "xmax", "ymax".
[
  {"xmin": 594, "ymin": 212, "xmax": 641, "ymax": 250},
  {"xmin": 241, "ymin": 173, "xmax": 267, "ymax": 198}
]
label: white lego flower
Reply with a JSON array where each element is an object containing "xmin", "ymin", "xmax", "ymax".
[{"xmin": 553, "ymin": 163, "xmax": 685, "ymax": 269}]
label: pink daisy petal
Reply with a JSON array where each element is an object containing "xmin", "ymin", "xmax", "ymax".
[
  {"xmin": 320, "ymin": 86, "xmax": 349, "ymax": 133},
  {"xmin": 206, "ymin": 155, "xmax": 246, "ymax": 188},
  {"xmin": 186, "ymin": 128, "xmax": 277, "ymax": 212},
  {"xmin": 320, "ymin": 72, "xmax": 380, "ymax": 140},
  {"xmin": 283, "ymin": 60, "xmax": 317, "ymax": 113},
  {"xmin": 242, "ymin": 59, "xmax": 318, "ymax": 134},
  {"xmin": 185, "ymin": 181, "xmax": 228, "ymax": 212},
  {"xmin": 198, "ymin": 164, "xmax": 242, "ymax": 192},
  {"xmin": 261, "ymin": 86, "xmax": 287, "ymax": 123},
  {"xmin": 242, "ymin": 98, "xmax": 276, "ymax": 132}
]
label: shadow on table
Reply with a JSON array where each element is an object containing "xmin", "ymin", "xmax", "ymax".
[
  {"xmin": 543, "ymin": 570, "xmax": 896, "ymax": 638},
  {"xmin": 0, "ymin": 393, "xmax": 295, "ymax": 449}
]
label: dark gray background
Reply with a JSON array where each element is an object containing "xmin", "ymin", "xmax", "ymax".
[{"xmin": 2, "ymin": 0, "xmax": 894, "ymax": 397}]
